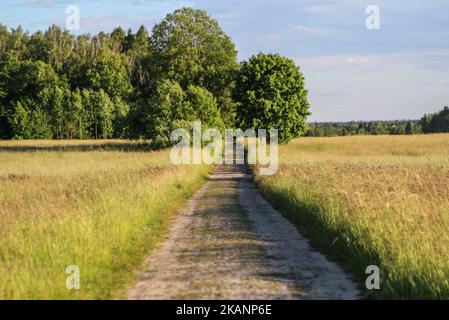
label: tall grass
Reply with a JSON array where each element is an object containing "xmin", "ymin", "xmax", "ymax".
[
  {"xmin": 0, "ymin": 140, "xmax": 210, "ymax": 299},
  {"xmin": 254, "ymin": 134, "xmax": 449, "ymax": 299}
]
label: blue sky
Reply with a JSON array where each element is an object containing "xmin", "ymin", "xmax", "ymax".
[{"xmin": 1, "ymin": 0, "xmax": 448, "ymax": 121}]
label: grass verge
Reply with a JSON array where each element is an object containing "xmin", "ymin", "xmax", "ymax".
[
  {"xmin": 0, "ymin": 141, "xmax": 210, "ymax": 299},
  {"xmin": 253, "ymin": 134, "xmax": 449, "ymax": 299}
]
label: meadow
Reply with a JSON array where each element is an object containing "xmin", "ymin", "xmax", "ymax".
[
  {"xmin": 0, "ymin": 140, "xmax": 209, "ymax": 299},
  {"xmin": 254, "ymin": 134, "xmax": 449, "ymax": 299}
]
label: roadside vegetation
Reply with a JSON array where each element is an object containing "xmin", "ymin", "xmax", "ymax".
[
  {"xmin": 253, "ymin": 134, "xmax": 449, "ymax": 299},
  {"xmin": 0, "ymin": 140, "xmax": 210, "ymax": 299}
]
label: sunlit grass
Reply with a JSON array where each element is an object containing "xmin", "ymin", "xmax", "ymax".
[
  {"xmin": 254, "ymin": 134, "xmax": 449, "ymax": 299},
  {"xmin": 0, "ymin": 140, "xmax": 210, "ymax": 299}
]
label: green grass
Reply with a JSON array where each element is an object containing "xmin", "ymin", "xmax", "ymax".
[
  {"xmin": 253, "ymin": 134, "xmax": 449, "ymax": 299},
  {"xmin": 0, "ymin": 140, "xmax": 210, "ymax": 299}
]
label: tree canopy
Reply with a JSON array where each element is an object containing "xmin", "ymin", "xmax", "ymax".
[
  {"xmin": 0, "ymin": 8, "xmax": 313, "ymax": 145},
  {"xmin": 149, "ymin": 8, "xmax": 239, "ymax": 126},
  {"xmin": 234, "ymin": 53, "xmax": 310, "ymax": 144},
  {"xmin": 0, "ymin": 23, "xmax": 137, "ymax": 139},
  {"xmin": 420, "ymin": 106, "xmax": 449, "ymax": 133}
]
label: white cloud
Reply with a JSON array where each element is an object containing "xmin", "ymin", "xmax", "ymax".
[
  {"xmin": 295, "ymin": 54, "xmax": 378, "ymax": 68},
  {"xmin": 295, "ymin": 51, "xmax": 449, "ymax": 71},
  {"xmin": 305, "ymin": 3, "xmax": 337, "ymax": 13},
  {"xmin": 293, "ymin": 25, "xmax": 339, "ymax": 37}
]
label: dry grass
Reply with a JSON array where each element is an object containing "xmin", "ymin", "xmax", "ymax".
[
  {"xmin": 0, "ymin": 140, "xmax": 210, "ymax": 299},
  {"xmin": 254, "ymin": 134, "xmax": 449, "ymax": 299}
]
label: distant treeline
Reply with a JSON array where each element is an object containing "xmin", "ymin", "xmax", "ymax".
[{"xmin": 306, "ymin": 106, "xmax": 449, "ymax": 137}]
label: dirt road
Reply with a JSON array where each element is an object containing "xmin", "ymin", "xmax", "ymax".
[{"xmin": 128, "ymin": 164, "xmax": 359, "ymax": 299}]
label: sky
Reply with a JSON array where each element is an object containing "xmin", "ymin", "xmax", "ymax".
[{"xmin": 0, "ymin": 0, "xmax": 448, "ymax": 122}]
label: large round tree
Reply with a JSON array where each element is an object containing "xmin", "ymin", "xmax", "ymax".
[
  {"xmin": 234, "ymin": 53, "xmax": 310, "ymax": 144},
  {"xmin": 149, "ymin": 8, "xmax": 239, "ymax": 126}
]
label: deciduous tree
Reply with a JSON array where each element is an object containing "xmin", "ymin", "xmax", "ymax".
[{"xmin": 234, "ymin": 53, "xmax": 310, "ymax": 144}]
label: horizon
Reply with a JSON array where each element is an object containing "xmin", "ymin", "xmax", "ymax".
[{"xmin": 1, "ymin": 0, "xmax": 448, "ymax": 122}]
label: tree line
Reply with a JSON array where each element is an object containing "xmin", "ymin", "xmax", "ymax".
[
  {"xmin": 419, "ymin": 106, "xmax": 449, "ymax": 134},
  {"xmin": 0, "ymin": 8, "xmax": 310, "ymax": 145},
  {"xmin": 306, "ymin": 106, "xmax": 449, "ymax": 137}
]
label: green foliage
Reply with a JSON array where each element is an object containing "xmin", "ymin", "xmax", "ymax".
[
  {"xmin": 306, "ymin": 118, "xmax": 431, "ymax": 137},
  {"xmin": 0, "ymin": 56, "xmax": 60, "ymax": 138},
  {"xmin": 81, "ymin": 89, "xmax": 115, "ymax": 139},
  {"xmin": 420, "ymin": 106, "xmax": 449, "ymax": 133},
  {"xmin": 184, "ymin": 85, "xmax": 224, "ymax": 131},
  {"xmin": 124, "ymin": 26, "xmax": 150, "ymax": 89},
  {"xmin": 0, "ymin": 57, "xmax": 60, "ymax": 103},
  {"xmin": 405, "ymin": 122, "xmax": 414, "ymax": 135},
  {"xmin": 149, "ymin": 8, "xmax": 238, "ymax": 126},
  {"xmin": 1, "ymin": 11, "xmax": 323, "ymax": 144},
  {"xmin": 85, "ymin": 51, "xmax": 131, "ymax": 99},
  {"xmin": 234, "ymin": 53, "xmax": 310, "ymax": 144},
  {"xmin": 145, "ymin": 79, "xmax": 185, "ymax": 146},
  {"xmin": 10, "ymin": 100, "xmax": 29, "ymax": 138},
  {"xmin": 10, "ymin": 100, "xmax": 52, "ymax": 139},
  {"xmin": 69, "ymin": 89, "xmax": 88, "ymax": 139},
  {"xmin": 112, "ymin": 96, "xmax": 131, "ymax": 138},
  {"xmin": 0, "ymin": 25, "xmax": 137, "ymax": 140},
  {"xmin": 26, "ymin": 26, "xmax": 75, "ymax": 73},
  {"xmin": 145, "ymin": 80, "xmax": 223, "ymax": 147},
  {"xmin": 38, "ymin": 86, "xmax": 67, "ymax": 138}
]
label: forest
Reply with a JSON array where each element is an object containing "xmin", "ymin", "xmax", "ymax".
[
  {"xmin": 306, "ymin": 106, "xmax": 449, "ymax": 137},
  {"xmin": 0, "ymin": 8, "xmax": 309, "ymax": 145}
]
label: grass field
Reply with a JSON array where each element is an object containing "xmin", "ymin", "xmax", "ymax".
[
  {"xmin": 0, "ymin": 140, "xmax": 210, "ymax": 299},
  {"xmin": 254, "ymin": 134, "xmax": 449, "ymax": 299}
]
